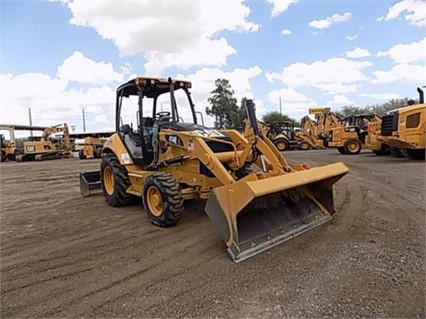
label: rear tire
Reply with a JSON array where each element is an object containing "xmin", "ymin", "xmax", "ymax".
[
  {"xmin": 390, "ymin": 147, "xmax": 404, "ymax": 158},
  {"xmin": 401, "ymin": 149, "xmax": 425, "ymax": 160},
  {"xmin": 343, "ymin": 139, "xmax": 362, "ymax": 155},
  {"xmin": 95, "ymin": 147, "xmax": 102, "ymax": 158},
  {"xmin": 79, "ymin": 148, "xmax": 87, "ymax": 159},
  {"xmin": 142, "ymin": 173, "xmax": 184, "ymax": 227},
  {"xmin": 274, "ymin": 138, "xmax": 289, "ymax": 151},
  {"xmin": 101, "ymin": 153, "xmax": 134, "ymax": 207},
  {"xmin": 9, "ymin": 149, "xmax": 21, "ymax": 161}
]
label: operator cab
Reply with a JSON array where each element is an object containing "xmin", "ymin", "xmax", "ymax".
[{"xmin": 116, "ymin": 77, "xmax": 206, "ymax": 166}]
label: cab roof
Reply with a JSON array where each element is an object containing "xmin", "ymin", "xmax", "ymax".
[{"xmin": 117, "ymin": 77, "xmax": 192, "ymax": 98}]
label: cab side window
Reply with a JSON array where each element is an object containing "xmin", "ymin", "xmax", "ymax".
[{"xmin": 406, "ymin": 113, "xmax": 420, "ymax": 128}]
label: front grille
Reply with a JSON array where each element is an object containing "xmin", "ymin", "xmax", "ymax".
[{"xmin": 381, "ymin": 113, "xmax": 398, "ymax": 136}]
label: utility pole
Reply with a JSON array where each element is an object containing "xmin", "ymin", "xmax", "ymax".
[
  {"xmin": 28, "ymin": 107, "xmax": 33, "ymax": 137},
  {"xmin": 82, "ymin": 108, "xmax": 86, "ymax": 132},
  {"xmin": 279, "ymin": 97, "xmax": 282, "ymax": 115},
  {"xmin": 70, "ymin": 125, "xmax": 76, "ymax": 133}
]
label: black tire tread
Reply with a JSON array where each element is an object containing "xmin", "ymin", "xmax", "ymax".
[
  {"xmin": 101, "ymin": 153, "xmax": 134, "ymax": 207},
  {"xmin": 143, "ymin": 172, "xmax": 184, "ymax": 227}
]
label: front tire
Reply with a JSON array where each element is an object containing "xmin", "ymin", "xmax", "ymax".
[
  {"xmin": 101, "ymin": 153, "xmax": 134, "ymax": 207},
  {"xmin": 337, "ymin": 147, "xmax": 345, "ymax": 154},
  {"xmin": 142, "ymin": 173, "xmax": 184, "ymax": 227},
  {"xmin": 79, "ymin": 148, "xmax": 86, "ymax": 159},
  {"xmin": 299, "ymin": 142, "xmax": 310, "ymax": 150},
  {"xmin": 343, "ymin": 139, "xmax": 362, "ymax": 155},
  {"xmin": 274, "ymin": 138, "xmax": 289, "ymax": 151}
]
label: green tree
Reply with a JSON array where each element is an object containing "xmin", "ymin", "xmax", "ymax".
[
  {"xmin": 206, "ymin": 79, "xmax": 239, "ymax": 129},
  {"xmin": 262, "ymin": 111, "xmax": 297, "ymax": 125},
  {"xmin": 366, "ymin": 98, "xmax": 411, "ymax": 116}
]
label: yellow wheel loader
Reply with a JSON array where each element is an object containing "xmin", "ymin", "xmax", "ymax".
[
  {"xmin": 377, "ymin": 87, "xmax": 425, "ymax": 160},
  {"xmin": 16, "ymin": 124, "xmax": 72, "ymax": 162},
  {"xmin": 79, "ymin": 77, "xmax": 349, "ymax": 262}
]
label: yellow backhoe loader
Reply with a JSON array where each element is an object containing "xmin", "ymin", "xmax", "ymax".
[
  {"xmin": 328, "ymin": 114, "xmax": 384, "ymax": 155},
  {"xmin": 79, "ymin": 77, "xmax": 349, "ymax": 262},
  {"xmin": 16, "ymin": 123, "xmax": 72, "ymax": 161},
  {"xmin": 265, "ymin": 121, "xmax": 315, "ymax": 151},
  {"xmin": 78, "ymin": 137, "xmax": 105, "ymax": 159},
  {"xmin": 0, "ymin": 134, "xmax": 22, "ymax": 162},
  {"xmin": 309, "ymin": 108, "xmax": 342, "ymax": 147},
  {"xmin": 377, "ymin": 87, "xmax": 425, "ymax": 160}
]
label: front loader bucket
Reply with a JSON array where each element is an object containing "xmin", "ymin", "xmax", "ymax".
[
  {"xmin": 79, "ymin": 170, "xmax": 101, "ymax": 196},
  {"xmin": 205, "ymin": 162, "xmax": 349, "ymax": 262}
]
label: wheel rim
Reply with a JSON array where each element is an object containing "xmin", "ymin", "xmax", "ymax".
[
  {"xmin": 276, "ymin": 142, "xmax": 286, "ymax": 150},
  {"xmin": 103, "ymin": 166, "xmax": 115, "ymax": 195},
  {"xmin": 147, "ymin": 186, "xmax": 163, "ymax": 217},
  {"xmin": 349, "ymin": 141, "xmax": 360, "ymax": 152},
  {"xmin": 301, "ymin": 143, "xmax": 308, "ymax": 150}
]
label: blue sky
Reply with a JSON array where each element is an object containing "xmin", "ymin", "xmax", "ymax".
[{"xmin": 1, "ymin": 0, "xmax": 425, "ymax": 134}]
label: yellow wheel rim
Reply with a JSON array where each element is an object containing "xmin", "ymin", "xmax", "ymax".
[
  {"xmin": 147, "ymin": 186, "xmax": 163, "ymax": 217},
  {"xmin": 301, "ymin": 143, "xmax": 309, "ymax": 150},
  {"xmin": 103, "ymin": 166, "xmax": 115, "ymax": 195},
  {"xmin": 349, "ymin": 141, "xmax": 360, "ymax": 152},
  {"xmin": 276, "ymin": 142, "xmax": 285, "ymax": 150}
]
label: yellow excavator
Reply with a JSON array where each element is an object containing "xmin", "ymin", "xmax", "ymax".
[
  {"xmin": 16, "ymin": 123, "xmax": 71, "ymax": 161},
  {"xmin": 79, "ymin": 77, "xmax": 349, "ymax": 262}
]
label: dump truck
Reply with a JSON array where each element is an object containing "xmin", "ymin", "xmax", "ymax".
[
  {"xmin": 377, "ymin": 87, "xmax": 425, "ymax": 160},
  {"xmin": 79, "ymin": 76, "xmax": 349, "ymax": 262},
  {"xmin": 16, "ymin": 123, "xmax": 72, "ymax": 161}
]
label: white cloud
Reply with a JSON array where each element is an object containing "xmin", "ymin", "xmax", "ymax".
[
  {"xmin": 61, "ymin": 0, "xmax": 259, "ymax": 74},
  {"xmin": 361, "ymin": 93, "xmax": 400, "ymax": 101},
  {"xmin": 346, "ymin": 34, "xmax": 357, "ymax": 41},
  {"xmin": 266, "ymin": 58, "xmax": 372, "ymax": 94},
  {"xmin": 57, "ymin": 51, "xmax": 123, "ymax": 85},
  {"xmin": 144, "ymin": 37, "xmax": 237, "ymax": 75},
  {"xmin": 1, "ymin": 60, "xmax": 117, "ymax": 130},
  {"xmin": 266, "ymin": 0, "xmax": 298, "ymax": 17},
  {"xmin": 377, "ymin": 37, "xmax": 426, "ymax": 64},
  {"xmin": 346, "ymin": 47, "xmax": 370, "ymax": 59},
  {"xmin": 266, "ymin": 88, "xmax": 317, "ymax": 120},
  {"xmin": 327, "ymin": 94, "xmax": 353, "ymax": 107},
  {"xmin": 372, "ymin": 64, "xmax": 425, "ymax": 84},
  {"xmin": 308, "ymin": 12, "xmax": 352, "ymax": 29},
  {"xmin": 177, "ymin": 66, "xmax": 263, "ymax": 126},
  {"xmin": 281, "ymin": 28, "xmax": 292, "ymax": 35},
  {"xmin": 377, "ymin": 0, "xmax": 426, "ymax": 27}
]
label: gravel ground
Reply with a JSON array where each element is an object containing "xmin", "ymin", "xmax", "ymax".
[{"xmin": 0, "ymin": 149, "xmax": 424, "ymax": 318}]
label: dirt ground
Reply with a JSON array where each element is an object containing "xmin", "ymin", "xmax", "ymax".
[{"xmin": 0, "ymin": 149, "xmax": 424, "ymax": 318}]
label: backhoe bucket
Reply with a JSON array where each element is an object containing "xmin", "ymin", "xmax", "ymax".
[
  {"xmin": 79, "ymin": 170, "xmax": 101, "ymax": 196},
  {"xmin": 205, "ymin": 162, "xmax": 349, "ymax": 262}
]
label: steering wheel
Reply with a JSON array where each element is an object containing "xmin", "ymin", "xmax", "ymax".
[{"xmin": 155, "ymin": 111, "xmax": 171, "ymax": 120}]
